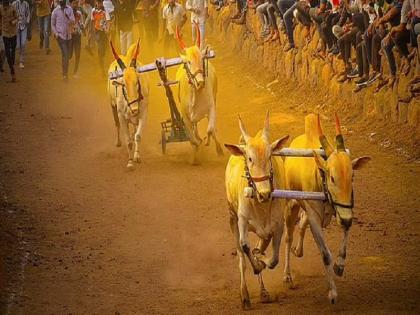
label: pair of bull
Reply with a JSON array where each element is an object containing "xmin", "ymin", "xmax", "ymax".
[
  {"xmin": 107, "ymin": 25, "xmax": 221, "ymax": 169},
  {"xmin": 225, "ymin": 113, "xmax": 370, "ymax": 309}
]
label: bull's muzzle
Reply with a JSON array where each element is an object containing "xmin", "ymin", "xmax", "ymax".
[
  {"xmin": 256, "ymin": 189, "xmax": 271, "ymax": 203},
  {"xmin": 195, "ymin": 73, "xmax": 205, "ymax": 90},
  {"xmin": 336, "ymin": 207, "xmax": 353, "ymax": 229}
]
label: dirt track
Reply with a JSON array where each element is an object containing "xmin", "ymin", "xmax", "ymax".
[{"xmin": 0, "ymin": 34, "xmax": 420, "ymax": 315}]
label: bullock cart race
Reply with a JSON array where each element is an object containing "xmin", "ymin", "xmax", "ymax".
[{"xmin": 0, "ymin": 0, "xmax": 419, "ymax": 314}]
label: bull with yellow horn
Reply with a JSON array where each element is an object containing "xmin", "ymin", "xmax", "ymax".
[
  {"xmin": 107, "ymin": 40, "xmax": 150, "ymax": 169},
  {"xmin": 174, "ymin": 23, "xmax": 223, "ymax": 164}
]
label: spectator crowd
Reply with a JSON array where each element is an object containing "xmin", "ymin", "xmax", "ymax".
[
  {"xmin": 222, "ymin": 0, "xmax": 420, "ymax": 93},
  {"xmin": 1, "ymin": 0, "xmax": 419, "ymax": 95},
  {"xmin": 0, "ymin": 0, "xmax": 208, "ymax": 82}
]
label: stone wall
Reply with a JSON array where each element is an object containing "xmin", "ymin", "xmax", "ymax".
[{"xmin": 208, "ymin": 5, "xmax": 419, "ymax": 127}]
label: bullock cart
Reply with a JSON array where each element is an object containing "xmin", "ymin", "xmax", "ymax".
[
  {"xmin": 244, "ymin": 148, "xmax": 350, "ymax": 200},
  {"xmin": 109, "ymin": 50, "xmax": 216, "ymax": 154}
]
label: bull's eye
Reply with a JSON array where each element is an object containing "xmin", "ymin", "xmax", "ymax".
[{"xmin": 248, "ymin": 157, "xmax": 252, "ymax": 163}]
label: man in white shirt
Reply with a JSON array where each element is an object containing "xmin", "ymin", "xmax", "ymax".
[
  {"xmin": 185, "ymin": 0, "xmax": 208, "ymax": 48},
  {"xmin": 161, "ymin": 0, "xmax": 186, "ymax": 54}
]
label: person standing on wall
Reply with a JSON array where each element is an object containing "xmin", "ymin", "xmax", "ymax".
[
  {"xmin": 0, "ymin": 0, "xmax": 18, "ymax": 82},
  {"xmin": 34, "ymin": 0, "xmax": 51, "ymax": 54},
  {"xmin": 12, "ymin": 0, "xmax": 30, "ymax": 69},
  {"xmin": 114, "ymin": 0, "xmax": 135, "ymax": 55},
  {"xmin": 186, "ymin": 0, "xmax": 208, "ymax": 48},
  {"xmin": 51, "ymin": 0, "xmax": 75, "ymax": 81}
]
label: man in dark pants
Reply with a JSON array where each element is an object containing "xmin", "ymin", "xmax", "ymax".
[
  {"xmin": 92, "ymin": 0, "xmax": 108, "ymax": 76},
  {"xmin": 379, "ymin": 0, "xmax": 404, "ymax": 86},
  {"xmin": 135, "ymin": 0, "xmax": 159, "ymax": 47},
  {"xmin": 114, "ymin": 0, "xmax": 135, "ymax": 55},
  {"xmin": 335, "ymin": 0, "xmax": 368, "ymax": 82},
  {"xmin": 278, "ymin": 0, "xmax": 297, "ymax": 51},
  {"xmin": 51, "ymin": 0, "xmax": 75, "ymax": 81},
  {"xmin": 382, "ymin": 0, "xmax": 420, "ymax": 85},
  {"xmin": 70, "ymin": 0, "xmax": 83, "ymax": 78},
  {"xmin": 0, "ymin": 0, "xmax": 18, "ymax": 82}
]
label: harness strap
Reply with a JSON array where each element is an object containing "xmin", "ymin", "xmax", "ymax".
[
  {"xmin": 251, "ymin": 175, "xmax": 272, "ymax": 182},
  {"xmin": 243, "ymin": 157, "xmax": 274, "ymax": 195},
  {"xmin": 121, "ymin": 80, "xmax": 143, "ymax": 111},
  {"xmin": 183, "ymin": 63, "xmax": 206, "ymax": 86},
  {"xmin": 320, "ymin": 170, "xmax": 354, "ymax": 210}
]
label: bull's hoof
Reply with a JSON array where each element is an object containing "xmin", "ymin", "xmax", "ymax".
[
  {"xmin": 333, "ymin": 263, "xmax": 344, "ymax": 277},
  {"xmin": 328, "ymin": 290, "xmax": 337, "ymax": 305},
  {"xmin": 253, "ymin": 260, "xmax": 266, "ymax": 275},
  {"xmin": 115, "ymin": 139, "xmax": 122, "ymax": 147},
  {"xmin": 292, "ymin": 246, "xmax": 303, "ymax": 258},
  {"xmin": 260, "ymin": 288, "xmax": 271, "ymax": 303},
  {"xmin": 283, "ymin": 274, "xmax": 294, "ymax": 288},
  {"xmin": 241, "ymin": 298, "xmax": 251, "ymax": 310},
  {"xmin": 133, "ymin": 152, "xmax": 141, "ymax": 163},
  {"xmin": 127, "ymin": 160, "xmax": 134, "ymax": 170}
]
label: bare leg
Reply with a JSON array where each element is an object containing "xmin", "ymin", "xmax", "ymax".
[
  {"xmin": 258, "ymin": 273, "xmax": 271, "ymax": 303},
  {"xmin": 238, "ymin": 214, "xmax": 266, "ymax": 274},
  {"xmin": 254, "ymin": 236, "xmax": 271, "ymax": 255},
  {"xmin": 119, "ymin": 115, "xmax": 134, "ymax": 169},
  {"xmin": 261, "ymin": 222, "xmax": 283, "ymax": 269},
  {"xmin": 133, "ymin": 104, "xmax": 148, "ymax": 163},
  {"xmin": 212, "ymin": 132, "xmax": 224, "ymax": 156},
  {"xmin": 183, "ymin": 117, "xmax": 201, "ymax": 146},
  {"xmin": 293, "ymin": 210, "xmax": 309, "ymax": 257},
  {"xmin": 206, "ymin": 105, "xmax": 224, "ymax": 156},
  {"xmin": 191, "ymin": 143, "xmax": 200, "ymax": 165},
  {"xmin": 333, "ymin": 227, "xmax": 349, "ymax": 277},
  {"xmin": 111, "ymin": 105, "xmax": 121, "ymax": 147},
  {"xmin": 284, "ymin": 203, "xmax": 299, "ymax": 287},
  {"xmin": 306, "ymin": 204, "xmax": 337, "ymax": 304},
  {"xmin": 231, "ymin": 214, "xmax": 251, "ymax": 309},
  {"xmin": 192, "ymin": 123, "xmax": 202, "ymax": 145}
]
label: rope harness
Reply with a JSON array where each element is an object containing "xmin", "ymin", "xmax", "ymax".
[
  {"xmin": 183, "ymin": 63, "xmax": 205, "ymax": 88},
  {"xmin": 121, "ymin": 80, "xmax": 143, "ymax": 112},
  {"xmin": 183, "ymin": 49, "xmax": 209, "ymax": 88},
  {"xmin": 243, "ymin": 157, "xmax": 274, "ymax": 197},
  {"xmin": 113, "ymin": 66, "xmax": 144, "ymax": 114},
  {"xmin": 319, "ymin": 167, "xmax": 354, "ymax": 217}
]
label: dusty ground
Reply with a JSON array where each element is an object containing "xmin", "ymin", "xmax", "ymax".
[{"xmin": 0, "ymin": 32, "xmax": 420, "ymax": 315}]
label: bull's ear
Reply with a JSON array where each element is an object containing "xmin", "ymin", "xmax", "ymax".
[
  {"xmin": 271, "ymin": 135, "xmax": 289, "ymax": 154},
  {"xmin": 224, "ymin": 144, "xmax": 244, "ymax": 156},
  {"xmin": 313, "ymin": 150, "xmax": 328, "ymax": 172},
  {"xmin": 352, "ymin": 156, "xmax": 371, "ymax": 170}
]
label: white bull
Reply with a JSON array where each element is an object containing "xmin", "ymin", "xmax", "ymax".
[
  {"xmin": 107, "ymin": 41, "xmax": 150, "ymax": 169},
  {"xmin": 175, "ymin": 25, "xmax": 223, "ymax": 164},
  {"xmin": 224, "ymin": 112, "xmax": 289, "ymax": 309}
]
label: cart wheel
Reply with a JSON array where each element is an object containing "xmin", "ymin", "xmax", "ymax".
[{"xmin": 161, "ymin": 129, "xmax": 167, "ymax": 154}]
